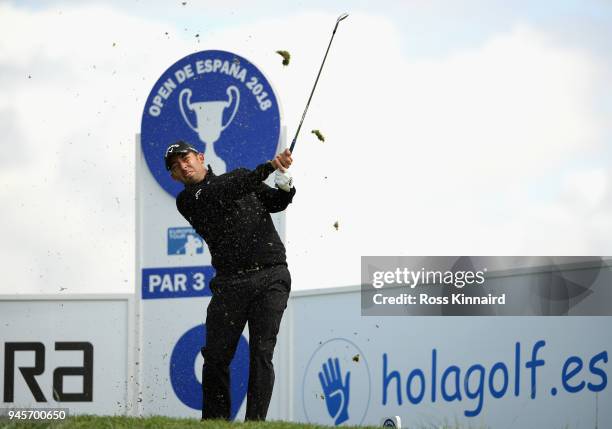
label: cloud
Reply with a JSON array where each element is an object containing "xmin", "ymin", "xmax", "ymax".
[
  {"xmin": 280, "ymin": 18, "xmax": 611, "ymax": 288},
  {"xmin": 0, "ymin": 3, "xmax": 192, "ymax": 293},
  {"xmin": 0, "ymin": 4, "xmax": 609, "ymax": 293}
]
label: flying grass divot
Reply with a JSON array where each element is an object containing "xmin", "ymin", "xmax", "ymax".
[
  {"xmin": 311, "ymin": 130, "xmax": 325, "ymax": 142},
  {"xmin": 276, "ymin": 50, "xmax": 291, "ymax": 66}
]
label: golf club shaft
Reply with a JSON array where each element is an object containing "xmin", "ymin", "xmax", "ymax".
[{"xmin": 289, "ymin": 14, "xmax": 347, "ymax": 152}]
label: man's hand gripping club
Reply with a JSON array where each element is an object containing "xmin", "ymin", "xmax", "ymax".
[{"xmin": 271, "ymin": 148, "xmax": 294, "ymax": 192}]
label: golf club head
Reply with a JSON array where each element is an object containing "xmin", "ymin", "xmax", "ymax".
[{"xmin": 333, "ymin": 12, "xmax": 349, "ymax": 33}]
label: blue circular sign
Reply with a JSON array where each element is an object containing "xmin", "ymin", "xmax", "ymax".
[
  {"xmin": 302, "ymin": 338, "xmax": 371, "ymax": 426},
  {"xmin": 141, "ymin": 50, "xmax": 281, "ymax": 197},
  {"xmin": 169, "ymin": 324, "xmax": 250, "ymax": 419}
]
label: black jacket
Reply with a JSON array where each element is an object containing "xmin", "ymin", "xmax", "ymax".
[{"xmin": 176, "ymin": 162, "xmax": 296, "ymax": 275}]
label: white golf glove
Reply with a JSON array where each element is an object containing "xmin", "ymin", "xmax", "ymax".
[{"xmin": 274, "ymin": 169, "xmax": 293, "ymax": 192}]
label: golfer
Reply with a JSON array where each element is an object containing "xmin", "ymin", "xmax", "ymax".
[{"xmin": 165, "ymin": 140, "xmax": 295, "ymax": 421}]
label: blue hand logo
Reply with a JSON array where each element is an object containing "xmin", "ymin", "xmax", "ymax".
[{"xmin": 318, "ymin": 357, "xmax": 351, "ymax": 425}]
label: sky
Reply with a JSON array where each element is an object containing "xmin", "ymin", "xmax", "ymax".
[{"xmin": 1, "ymin": 0, "xmax": 611, "ymax": 294}]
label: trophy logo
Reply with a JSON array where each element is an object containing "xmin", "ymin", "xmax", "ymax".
[
  {"xmin": 179, "ymin": 85, "xmax": 240, "ymax": 174},
  {"xmin": 141, "ymin": 50, "xmax": 280, "ymax": 198}
]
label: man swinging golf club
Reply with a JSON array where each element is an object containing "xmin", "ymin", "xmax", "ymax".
[
  {"xmin": 165, "ymin": 140, "xmax": 295, "ymax": 421},
  {"xmin": 163, "ymin": 10, "xmax": 347, "ymax": 420}
]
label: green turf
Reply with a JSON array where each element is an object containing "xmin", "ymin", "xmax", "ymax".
[
  {"xmin": 0, "ymin": 415, "xmax": 491, "ymax": 429},
  {"xmin": 0, "ymin": 416, "xmax": 375, "ymax": 429}
]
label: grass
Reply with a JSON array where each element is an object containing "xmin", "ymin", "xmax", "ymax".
[
  {"xmin": 0, "ymin": 416, "xmax": 492, "ymax": 429},
  {"xmin": 1, "ymin": 416, "xmax": 374, "ymax": 429}
]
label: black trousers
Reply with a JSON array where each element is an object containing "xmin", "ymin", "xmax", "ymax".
[{"xmin": 201, "ymin": 264, "xmax": 291, "ymax": 421}]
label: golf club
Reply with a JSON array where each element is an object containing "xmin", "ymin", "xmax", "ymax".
[{"xmin": 289, "ymin": 12, "xmax": 349, "ymax": 152}]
